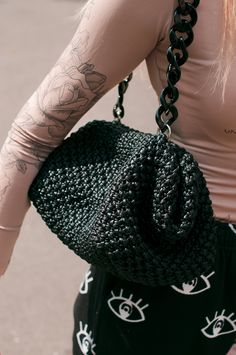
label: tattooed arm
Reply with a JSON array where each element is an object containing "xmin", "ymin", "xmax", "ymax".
[{"xmin": 0, "ymin": 0, "xmax": 174, "ymax": 275}]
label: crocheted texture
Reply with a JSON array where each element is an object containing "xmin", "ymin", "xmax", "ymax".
[{"xmin": 29, "ymin": 120, "xmax": 217, "ymax": 286}]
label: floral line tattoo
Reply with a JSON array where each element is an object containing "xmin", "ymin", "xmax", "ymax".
[
  {"xmin": 0, "ymin": 0, "xmax": 108, "ymax": 191},
  {"xmin": 37, "ymin": 61, "xmax": 107, "ymax": 138},
  {"xmin": 2, "ymin": 59, "xmax": 107, "ymax": 179}
]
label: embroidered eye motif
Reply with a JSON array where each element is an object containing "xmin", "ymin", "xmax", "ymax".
[
  {"xmin": 171, "ymin": 271, "xmax": 215, "ymax": 295},
  {"xmin": 107, "ymin": 289, "xmax": 149, "ymax": 323},
  {"xmin": 76, "ymin": 321, "xmax": 96, "ymax": 355},
  {"xmin": 80, "ymin": 270, "xmax": 94, "ymax": 295},
  {"xmin": 201, "ymin": 310, "xmax": 236, "ymax": 339}
]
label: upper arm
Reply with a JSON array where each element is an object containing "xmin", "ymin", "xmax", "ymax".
[
  {"xmin": 36, "ymin": 0, "xmax": 175, "ymax": 124},
  {"xmin": 70, "ymin": 0, "xmax": 169, "ymax": 89},
  {"xmin": 12, "ymin": 0, "xmax": 175, "ymax": 149}
]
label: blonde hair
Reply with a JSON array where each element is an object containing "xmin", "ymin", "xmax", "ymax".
[
  {"xmin": 215, "ymin": 0, "xmax": 236, "ymax": 99},
  {"xmin": 223, "ymin": 0, "xmax": 236, "ymax": 60}
]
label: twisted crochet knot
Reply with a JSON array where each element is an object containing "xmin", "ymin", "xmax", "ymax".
[{"xmin": 29, "ymin": 120, "xmax": 216, "ymax": 286}]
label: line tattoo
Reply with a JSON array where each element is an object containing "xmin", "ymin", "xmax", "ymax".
[
  {"xmin": 1, "ymin": 138, "xmax": 42, "ymax": 173},
  {"xmin": 0, "ymin": 167, "xmax": 12, "ymax": 202},
  {"xmin": 2, "ymin": 2, "xmax": 108, "ymax": 178},
  {"xmin": 7, "ymin": 59, "xmax": 107, "ymax": 176},
  {"xmin": 37, "ymin": 61, "xmax": 107, "ymax": 138},
  {"xmin": 71, "ymin": 30, "xmax": 90, "ymax": 63}
]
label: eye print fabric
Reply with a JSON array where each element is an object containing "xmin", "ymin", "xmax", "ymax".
[
  {"xmin": 79, "ymin": 270, "xmax": 94, "ymax": 295},
  {"xmin": 107, "ymin": 289, "xmax": 149, "ymax": 323},
  {"xmin": 171, "ymin": 271, "xmax": 236, "ymax": 341},
  {"xmin": 76, "ymin": 321, "xmax": 96, "ymax": 355},
  {"xmin": 77, "ymin": 221, "xmax": 236, "ymax": 355},
  {"xmin": 201, "ymin": 310, "xmax": 236, "ymax": 339},
  {"xmin": 171, "ymin": 271, "xmax": 215, "ymax": 296}
]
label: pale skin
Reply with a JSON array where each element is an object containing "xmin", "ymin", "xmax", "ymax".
[{"xmin": 0, "ymin": 0, "xmax": 164, "ymax": 275}]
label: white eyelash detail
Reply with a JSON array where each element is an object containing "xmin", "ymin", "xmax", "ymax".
[
  {"xmin": 201, "ymin": 310, "xmax": 236, "ymax": 339},
  {"xmin": 110, "ymin": 289, "xmax": 149, "ymax": 310},
  {"xmin": 80, "ymin": 270, "xmax": 94, "ymax": 295},
  {"xmin": 76, "ymin": 321, "xmax": 96, "ymax": 355},
  {"xmin": 108, "ymin": 289, "xmax": 149, "ymax": 323},
  {"xmin": 171, "ymin": 271, "xmax": 215, "ymax": 295}
]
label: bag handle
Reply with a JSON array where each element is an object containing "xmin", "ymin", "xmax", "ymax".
[{"xmin": 113, "ymin": 0, "xmax": 200, "ymax": 135}]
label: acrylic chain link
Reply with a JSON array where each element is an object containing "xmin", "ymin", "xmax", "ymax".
[{"xmin": 113, "ymin": 0, "xmax": 200, "ymax": 133}]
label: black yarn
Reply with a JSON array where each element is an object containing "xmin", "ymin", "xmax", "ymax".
[{"xmin": 29, "ymin": 120, "xmax": 217, "ymax": 286}]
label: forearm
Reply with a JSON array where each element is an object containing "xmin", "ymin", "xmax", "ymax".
[
  {"xmin": 0, "ymin": 229, "xmax": 20, "ymax": 276},
  {"xmin": 0, "ymin": 45, "xmax": 109, "ymax": 275},
  {"xmin": 0, "ymin": 149, "xmax": 31, "ymax": 276},
  {"xmin": 0, "ymin": 0, "xmax": 162, "ymax": 275}
]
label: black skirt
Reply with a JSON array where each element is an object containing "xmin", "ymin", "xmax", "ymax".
[{"xmin": 72, "ymin": 221, "xmax": 236, "ymax": 355}]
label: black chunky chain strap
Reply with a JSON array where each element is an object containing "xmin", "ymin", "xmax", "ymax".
[
  {"xmin": 113, "ymin": 0, "xmax": 200, "ymax": 134},
  {"xmin": 113, "ymin": 73, "xmax": 133, "ymax": 120}
]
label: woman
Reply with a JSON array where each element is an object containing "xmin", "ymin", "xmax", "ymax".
[{"xmin": 0, "ymin": 0, "xmax": 236, "ymax": 354}]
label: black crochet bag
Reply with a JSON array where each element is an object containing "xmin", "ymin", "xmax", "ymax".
[{"xmin": 29, "ymin": 0, "xmax": 217, "ymax": 286}]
